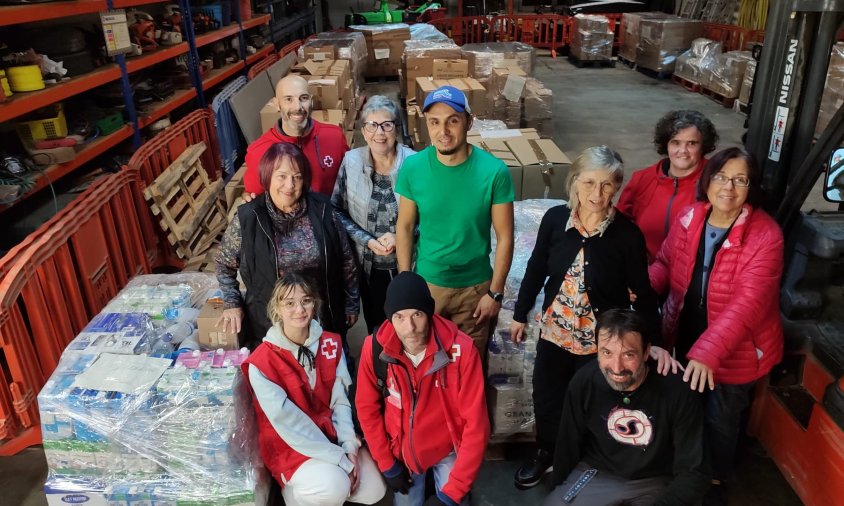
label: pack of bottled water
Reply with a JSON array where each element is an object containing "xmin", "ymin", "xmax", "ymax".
[{"xmin": 39, "ymin": 273, "xmax": 266, "ymax": 506}]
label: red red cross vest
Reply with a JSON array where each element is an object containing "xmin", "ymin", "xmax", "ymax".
[{"xmin": 242, "ymin": 331, "xmax": 342, "ymax": 483}]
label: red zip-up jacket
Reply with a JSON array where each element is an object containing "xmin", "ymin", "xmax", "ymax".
[
  {"xmin": 617, "ymin": 158, "xmax": 706, "ymax": 263},
  {"xmin": 649, "ymin": 202, "xmax": 784, "ymax": 384},
  {"xmin": 355, "ymin": 315, "xmax": 490, "ymax": 504},
  {"xmin": 244, "ymin": 119, "xmax": 349, "ymax": 196}
]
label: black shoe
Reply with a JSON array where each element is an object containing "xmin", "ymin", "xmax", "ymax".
[
  {"xmin": 514, "ymin": 449, "xmax": 554, "ymax": 489},
  {"xmin": 703, "ymin": 481, "xmax": 728, "ymax": 506}
]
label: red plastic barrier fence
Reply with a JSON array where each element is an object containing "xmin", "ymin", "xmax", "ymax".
[
  {"xmin": 279, "ymin": 39, "xmax": 304, "ymax": 59},
  {"xmin": 0, "ymin": 169, "xmax": 152, "ymax": 455},
  {"xmin": 247, "ymin": 52, "xmax": 280, "ymax": 80},
  {"xmin": 429, "ymin": 16, "xmax": 489, "ymax": 45},
  {"xmin": 703, "ymin": 22, "xmax": 765, "ymax": 51},
  {"xmin": 491, "ymin": 14, "xmax": 564, "ymax": 57}
]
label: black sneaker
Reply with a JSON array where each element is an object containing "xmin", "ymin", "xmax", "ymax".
[{"xmin": 514, "ymin": 449, "xmax": 554, "ymax": 489}]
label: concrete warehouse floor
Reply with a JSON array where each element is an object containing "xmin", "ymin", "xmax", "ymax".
[{"xmin": 1, "ymin": 54, "xmax": 806, "ymax": 506}]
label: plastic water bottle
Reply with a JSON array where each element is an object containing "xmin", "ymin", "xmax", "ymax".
[
  {"xmin": 164, "ymin": 322, "xmax": 193, "ymax": 345},
  {"xmin": 177, "ymin": 334, "xmax": 200, "ymax": 354},
  {"xmin": 150, "ymin": 334, "xmax": 175, "ymax": 355}
]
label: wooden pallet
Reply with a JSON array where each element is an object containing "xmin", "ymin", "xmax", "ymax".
[
  {"xmin": 637, "ymin": 66, "xmax": 673, "ymax": 80},
  {"xmin": 182, "ymin": 245, "xmax": 220, "ymax": 273},
  {"xmin": 617, "ymin": 55, "xmax": 636, "ymax": 68},
  {"xmin": 567, "ymin": 54, "xmax": 616, "ymax": 68},
  {"xmin": 672, "ymin": 74, "xmax": 701, "ymax": 93},
  {"xmin": 143, "ymin": 142, "xmax": 228, "ymax": 259},
  {"xmin": 700, "ymin": 86, "xmax": 737, "ymax": 108}
]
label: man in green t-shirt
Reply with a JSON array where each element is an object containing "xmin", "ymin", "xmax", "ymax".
[{"xmin": 395, "ymin": 85, "xmax": 515, "ymax": 359}]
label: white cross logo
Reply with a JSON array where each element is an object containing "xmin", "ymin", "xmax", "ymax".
[
  {"xmin": 323, "ymin": 155, "xmax": 334, "ymax": 168},
  {"xmin": 320, "ymin": 338, "xmax": 338, "ymax": 360},
  {"xmin": 449, "ymin": 344, "xmax": 461, "ymax": 363}
]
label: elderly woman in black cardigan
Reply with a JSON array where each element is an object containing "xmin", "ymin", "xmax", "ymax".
[{"xmin": 510, "ymin": 145, "xmax": 671, "ymax": 490}]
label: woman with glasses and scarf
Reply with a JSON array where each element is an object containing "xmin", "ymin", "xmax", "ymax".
[
  {"xmin": 331, "ymin": 96, "xmax": 416, "ymax": 332},
  {"xmin": 242, "ymin": 272, "xmax": 386, "ymax": 506},
  {"xmin": 649, "ymin": 147, "xmax": 784, "ymax": 504},
  {"xmin": 216, "ymin": 142, "xmax": 359, "ymax": 350}
]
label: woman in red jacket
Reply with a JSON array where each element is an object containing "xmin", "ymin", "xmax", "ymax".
[
  {"xmin": 649, "ymin": 147, "xmax": 784, "ymax": 503},
  {"xmin": 618, "ymin": 110, "xmax": 719, "ymax": 263}
]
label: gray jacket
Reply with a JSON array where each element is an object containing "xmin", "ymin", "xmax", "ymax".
[{"xmin": 331, "ymin": 144, "xmax": 416, "ymax": 275}]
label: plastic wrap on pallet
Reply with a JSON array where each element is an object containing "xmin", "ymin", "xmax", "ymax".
[
  {"xmin": 637, "ymin": 16, "xmax": 704, "ymax": 73},
  {"xmin": 39, "ymin": 347, "xmax": 265, "ymax": 505},
  {"xmin": 817, "ymin": 42, "xmax": 844, "ymax": 135},
  {"xmin": 460, "ymin": 42, "xmax": 536, "ymax": 85},
  {"xmin": 674, "ymin": 38, "xmax": 722, "ymax": 84},
  {"xmin": 298, "ymin": 32, "xmax": 367, "ymax": 92},
  {"xmin": 738, "ymin": 59, "xmax": 756, "ymax": 105},
  {"xmin": 618, "ymin": 12, "xmax": 672, "ymax": 63},
  {"xmin": 403, "ymin": 39, "xmax": 462, "ymax": 59},
  {"xmin": 571, "ymin": 14, "xmax": 613, "ymax": 62},
  {"xmin": 701, "ymin": 50, "xmax": 753, "ymax": 99},
  {"xmin": 469, "ymin": 119, "xmax": 509, "ymax": 133},
  {"xmin": 408, "ymin": 23, "xmax": 449, "ymax": 42},
  {"xmin": 523, "ymin": 78, "xmax": 553, "ymax": 138},
  {"xmin": 101, "ymin": 272, "xmax": 219, "ymax": 321}
]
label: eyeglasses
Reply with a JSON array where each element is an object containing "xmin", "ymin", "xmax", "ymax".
[
  {"xmin": 578, "ymin": 179, "xmax": 616, "ymax": 194},
  {"xmin": 711, "ymin": 174, "xmax": 750, "ymax": 187},
  {"xmin": 363, "ymin": 120, "xmax": 396, "ymax": 133},
  {"xmin": 281, "ymin": 297, "xmax": 315, "ymax": 311}
]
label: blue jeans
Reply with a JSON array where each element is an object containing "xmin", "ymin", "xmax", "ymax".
[
  {"xmin": 704, "ymin": 381, "xmax": 755, "ymax": 482},
  {"xmin": 392, "ymin": 452, "xmax": 469, "ymax": 506}
]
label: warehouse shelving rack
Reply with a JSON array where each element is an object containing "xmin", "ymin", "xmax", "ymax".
[{"xmin": 0, "ymin": 0, "xmax": 270, "ymax": 211}]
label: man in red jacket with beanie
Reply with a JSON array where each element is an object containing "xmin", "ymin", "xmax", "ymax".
[
  {"xmin": 356, "ymin": 271, "xmax": 490, "ymax": 506},
  {"xmin": 244, "ymin": 74, "xmax": 348, "ymax": 197}
]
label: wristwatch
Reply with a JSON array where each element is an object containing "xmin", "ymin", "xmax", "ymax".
[{"xmin": 487, "ymin": 289, "xmax": 504, "ymax": 302}]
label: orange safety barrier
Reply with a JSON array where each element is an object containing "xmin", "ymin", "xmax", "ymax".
[
  {"xmin": 600, "ymin": 13, "xmax": 623, "ymax": 48},
  {"xmin": 0, "ymin": 168, "xmax": 152, "ymax": 455},
  {"xmin": 126, "ymin": 109, "xmax": 222, "ymax": 268},
  {"xmin": 279, "ymin": 39, "xmax": 304, "ymax": 59},
  {"xmin": 429, "ymin": 16, "xmax": 490, "ymax": 45},
  {"xmin": 247, "ymin": 52, "xmax": 280, "ymax": 80},
  {"xmin": 491, "ymin": 14, "xmax": 565, "ymax": 57},
  {"xmin": 703, "ymin": 22, "xmax": 765, "ymax": 52}
]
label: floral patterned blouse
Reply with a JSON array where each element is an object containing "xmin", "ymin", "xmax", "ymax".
[{"xmin": 541, "ymin": 206, "xmax": 615, "ymax": 355}]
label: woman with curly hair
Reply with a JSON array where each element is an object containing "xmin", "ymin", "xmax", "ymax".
[{"xmin": 617, "ymin": 110, "xmax": 719, "ymax": 263}]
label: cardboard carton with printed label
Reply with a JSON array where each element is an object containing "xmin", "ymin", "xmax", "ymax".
[{"xmin": 197, "ymin": 299, "xmax": 239, "ymax": 350}]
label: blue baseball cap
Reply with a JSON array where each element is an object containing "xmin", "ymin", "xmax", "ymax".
[{"xmin": 422, "ymin": 85, "xmax": 470, "ymax": 114}]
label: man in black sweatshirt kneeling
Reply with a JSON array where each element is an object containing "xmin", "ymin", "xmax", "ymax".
[{"xmin": 544, "ymin": 309, "xmax": 710, "ymax": 506}]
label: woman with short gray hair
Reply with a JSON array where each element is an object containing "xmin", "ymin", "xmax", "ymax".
[
  {"xmin": 331, "ymin": 95, "xmax": 416, "ymax": 332},
  {"xmin": 510, "ymin": 146, "xmax": 668, "ymax": 490}
]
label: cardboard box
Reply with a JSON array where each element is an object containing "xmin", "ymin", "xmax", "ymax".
[
  {"xmin": 471, "ymin": 139, "xmax": 523, "ymax": 200},
  {"xmin": 344, "ymin": 130, "xmax": 355, "ymax": 149},
  {"xmin": 302, "ymin": 44, "xmax": 336, "ymax": 61},
  {"xmin": 197, "ymin": 299, "xmax": 239, "ymax": 350},
  {"xmin": 311, "ymin": 109, "xmax": 346, "ymax": 129},
  {"xmin": 619, "ymin": 12, "xmax": 671, "ymax": 62},
  {"xmin": 467, "ymin": 128, "xmax": 539, "ymax": 144},
  {"xmin": 403, "ymin": 46, "xmax": 464, "ymax": 97},
  {"xmin": 307, "ymin": 75, "xmax": 342, "ymax": 110},
  {"xmin": 702, "ymin": 50, "xmax": 753, "ymax": 99},
  {"xmin": 488, "ymin": 382, "xmax": 534, "ymax": 435},
  {"xmin": 433, "ymin": 59, "xmax": 469, "ymax": 79},
  {"xmin": 637, "ymin": 17, "xmax": 703, "ymax": 73},
  {"xmin": 259, "ymin": 98, "xmax": 279, "ymax": 133},
  {"xmin": 415, "ymin": 77, "xmax": 439, "ymax": 109},
  {"xmin": 508, "ymin": 138, "xmax": 572, "ymax": 200},
  {"xmin": 571, "ymin": 29, "xmax": 613, "ymax": 61},
  {"xmin": 355, "ymin": 24, "xmax": 411, "ymax": 77},
  {"xmin": 225, "ymin": 164, "xmax": 247, "ymax": 209},
  {"xmin": 488, "ymin": 329, "xmax": 525, "ymax": 378},
  {"xmin": 738, "ymin": 59, "xmax": 756, "ymax": 104}
]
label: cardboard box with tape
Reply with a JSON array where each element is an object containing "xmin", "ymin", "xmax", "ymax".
[
  {"xmin": 353, "ymin": 24, "xmax": 411, "ymax": 78},
  {"xmin": 508, "ymin": 138, "xmax": 572, "ymax": 200},
  {"xmin": 197, "ymin": 299, "xmax": 239, "ymax": 350},
  {"xmin": 488, "ymin": 382, "xmax": 535, "ymax": 435},
  {"xmin": 469, "ymin": 138, "xmax": 524, "ymax": 200}
]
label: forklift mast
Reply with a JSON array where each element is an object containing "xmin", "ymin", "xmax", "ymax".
[{"xmin": 743, "ymin": 2, "xmax": 844, "ymax": 504}]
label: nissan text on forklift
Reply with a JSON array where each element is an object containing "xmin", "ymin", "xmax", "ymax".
[{"xmin": 742, "ymin": 0, "xmax": 844, "ymax": 504}]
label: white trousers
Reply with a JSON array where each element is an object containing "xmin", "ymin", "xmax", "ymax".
[{"xmin": 281, "ymin": 447, "xmax": 386, "ymax": 506}]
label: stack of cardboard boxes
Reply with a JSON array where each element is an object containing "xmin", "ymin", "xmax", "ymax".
[
  {"xmin": 738, "ymin": 59, "xmax": 756, "ymax": 106},
  {"xmin": 298, "ymin": 31, "xmax": 367, "ymax": 93},
  {"xmin": 570, "ymin": 14, "xmax": 614, "ymax": 62},
  {"xmin": 460, "ymin": 42, "xmax": 536, "ymax": 87},
  {"xmin": 701, "ymin": 50, "xmax": 754, "ymax": 100},
  {"xmin": 351, "ymin": 23, "xmax": 412, "ymax": 78},
  {"xmin": 674, "ymin": 38, "xmax": 723, "ymax": 85},
  {"xmin": 468, "ymin": 128, "xmax": 571, "ymax": 201},
  {"xmin": 400, "ymin": 39, "xmax": 464, "ymax": 104},
  {"xmin": 618, "ymin": 12, "xmax": 671, "ymax": 64},
  {"xmin": 637, "ymin": 16, "xmax": 703, "ymax": 73}
]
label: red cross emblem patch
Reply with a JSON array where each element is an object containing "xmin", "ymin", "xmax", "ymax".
[{"xmin": 320, "ymin": 337, "xmax": 339, "ymax": 360}]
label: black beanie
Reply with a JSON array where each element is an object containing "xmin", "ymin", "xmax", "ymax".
[{"xmin": 384, "ymin": 272, "xmax": 435, "ymax": 319}]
